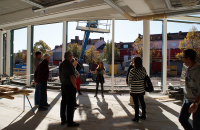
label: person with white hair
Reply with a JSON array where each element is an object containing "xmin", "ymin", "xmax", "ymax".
[
  {"xmin": 34, "ymin": 54, "xmax": 50, "ymax": 111},
  {"xmin": 59, "ymin": 51, "xmax": 79, "ymax": 127}
]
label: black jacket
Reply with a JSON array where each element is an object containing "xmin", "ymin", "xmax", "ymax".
[
  {"xmin": 59, "ymin": 59, "xmax": 75, "ymax": 86},
  {"xmin": 34, "ymin": 59, "xmax": 49, "ymax": 83}
]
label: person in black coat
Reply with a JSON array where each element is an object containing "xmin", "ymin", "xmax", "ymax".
[
  {"xmin": 34, "ymin": 54, "xmax": 50, "ymax": 111},
  {"xmin": 90, "ymin": 62, "xmax": 105, "ymax": 97},
  {"xmin": 59, "ymin": 51, "xmax": 79, "ymax": 127}
]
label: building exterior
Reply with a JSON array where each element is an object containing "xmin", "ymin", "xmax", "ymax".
[
  {"xmin": 142, "ymin": 31, "xmax": 189, "ymax": 74},
  {"xmin": 51, "ymin": 31, "xmax": 197, "ymax": 75},
  {"xmin": 51, "ymin": 36, "xmax": 106, "ymax": 66},
  {"xmin": 115, "ymin": 42, "xmax": 134, "ymax": 61}
]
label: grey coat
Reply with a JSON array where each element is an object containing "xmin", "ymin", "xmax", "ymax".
[{"xmin": 185, "ymin": 62, "xmax": 200, "ymax": 102}]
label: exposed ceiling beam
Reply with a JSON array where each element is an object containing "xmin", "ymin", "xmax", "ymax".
[
  {"xmin": 123, "ymin": 0, "xmax": 151, "ymax": 14},
  {"xmin": 165, "ymin": 0, "xmax": 200, "ymax": 10},
  {"xmin": 154, "ymin": 19, "xmax": 200, "ymax": 24},
  {"xmin": 0, "ymin": 3, "xmax": 113, "ymax": 29},
  {"xmin": 169, "ymin": 16, "xmax": 200, "ymax": 22},
  {"xmin": 21, "ymin": 0, "xmax": 44, "ymax": 9},
  {"xmin": 32, "ymin": 0, "xmax": 88, "ymax": 13},
  {"xmin": 103, "ymin": 0, "xmax": 135, "ymax": 21},
  {"xmin": 131, "ymin": 13, "xmax": 167, "ymax": 21},
  {"xmin": 167, "ymin": 9, "xmax": 200, "ymax": 17}
]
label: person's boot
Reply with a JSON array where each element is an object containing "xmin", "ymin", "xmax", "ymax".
[
  {"xmin": 139, "ymin": 113, "xmax": 146, "ymax": 120},
  {"xmin": 132, "ymin": 118, "xmax": 139, "ymax": 122}
]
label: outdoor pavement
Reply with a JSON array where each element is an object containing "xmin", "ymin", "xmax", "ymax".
[{"xmin": 0, "ymin": 85, "xmax": 189, "ymax": 130}]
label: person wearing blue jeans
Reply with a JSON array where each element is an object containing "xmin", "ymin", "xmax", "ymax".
[
  {"xmin": 38, "ymin": 81, "xmax": 47, "ymax": 109},
  {"xmin": 179, "ymin": 100, "xmax": 200, "ymax": 130},
  {"xmin": 33, "ymin": 51, "xmax": 42, "ymax": 105},
  {"xmin": 179, "ymin": 49, "xmax": 200, "ymax": 130},
  {"xmin": 34, "ymin": 54, "xmax": 50, "ymax": 111},
  {"xmin": 34, "ymin": 84, "xmax": 40, "ymax": 105}
]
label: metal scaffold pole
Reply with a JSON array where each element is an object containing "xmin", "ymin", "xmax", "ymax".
[{"xmin": 111, "ymin": 17, "xmax": 115, "ymax": 93}]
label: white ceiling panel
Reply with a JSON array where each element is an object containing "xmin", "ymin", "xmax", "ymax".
[{"xmin": 1, "ymin": 0, "xmax": 200, "ymax": 30}]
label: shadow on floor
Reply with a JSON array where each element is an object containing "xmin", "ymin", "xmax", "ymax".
[
  {"xmin": 2, "ymin": 92, "xmax": 186, "ymax": 130},
  {"xmin": 2, "ymin": 92, "xmax": 61, "ymax": 130}
]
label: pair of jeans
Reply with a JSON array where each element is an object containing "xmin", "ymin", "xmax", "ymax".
[
  {"xmin": 179, "ymin": 100, "xmax": 200, "ymax": 130},
  {"xmin": 95, "ymin": 81, "xmax": 104, "ymax": 95},
  {"xmin": 60, "ymin": 84, "xmax": 76, "ymax": 123},
  {"xmin": 34, "ymin": 84, "xmax": 40, "ymax": 105},
  {"xmin": 38, "ymin": 82, "xmax": 47, "ymax": 109},
  {"xmin": 132, "ymin": 95, "xmax": 146, "ymax": 118}
]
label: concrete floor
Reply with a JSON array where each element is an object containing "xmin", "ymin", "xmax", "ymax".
[{"xmin": 0, "ymin": 86, "xmax": 187, "ymax": 130}]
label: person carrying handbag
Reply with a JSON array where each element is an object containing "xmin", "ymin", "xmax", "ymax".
[{"xmin": 129, "ymin": 57, "xmax": 147, "ymax": 122}]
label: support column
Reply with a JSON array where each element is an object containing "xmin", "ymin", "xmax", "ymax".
[
  {"xmin": 162, "ymin": 19, "xmax": 167, "ymax": 93},
  {"xmin": 6, "ymin": 30, "xmax": 11, "ymax": 76},
  {"xmin": 10, "ymin": 30, "xmax": 14, "ymax": 76},
  {"xmin": 111, "ymin": 18, "xmax": 115, "ymax": 93},
  {"xmin": 26, "ymin": 25, "xmax": 34, "ymax": 86},
  {"xmin": 0, "ymin": 31, "xmax": 3, "ymax": 74},
  {"xmin": 143, "ymin": 20, "xmax": 150, "ymax": 75},
  {"xmin": 62, "ymin": 21, "xmax": 68, "ymax": 61}
]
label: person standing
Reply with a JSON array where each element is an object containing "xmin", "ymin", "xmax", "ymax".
[
  {"xmin": 34, "ymin": 54, "xmax": 50, "ymax": 111},
  {"xmin": 90, "ymin": 62, "xmax": 105, "ymax": 97},
  {"xmin": 179, "ymin": 49, "xmax": 200, "ymax": 130},
  {"xmin": 74, "ymin": 58, "xmax": 82, "ymax": 95},
  {"xmin": 129, "ymin": 57, "xmax": 147, "ymax": 122},
  {"xmin": 71, "ymin": 58, "xmax": 81, "ymax": 108},
  {"xmin": 33, "ymin": 51, "xmax": 42, "ymax": 72},
  {"xmin": 33, "ymin": 51, "xmax": 42, "ymax": 106},
  {"xmin": 59, "ymin": 51, "xmax": 79, "ymax": 127},
  {"xmin": 126, "ymin": 57, "xmax": 134, "ymax": 106}
]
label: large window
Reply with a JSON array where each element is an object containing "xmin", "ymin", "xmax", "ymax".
[
  {"xmin": 124, "ymin": 45, "xmax": 128, "ymax": 48},
  {"xmin": 172, "ymin": 42, "xmax": 176, "ymax": 47}
]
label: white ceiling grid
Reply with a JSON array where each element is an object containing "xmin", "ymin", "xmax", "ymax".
[{"xmin": 0, "ymin": 0, "xmax": 200, "ymax": 30}]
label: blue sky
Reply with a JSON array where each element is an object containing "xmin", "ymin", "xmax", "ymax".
[{"xmin": 13, "ymin": 20, "xmax": 200, "ymax": 53}]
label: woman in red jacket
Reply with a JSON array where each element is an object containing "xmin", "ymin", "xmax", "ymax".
[{"xmin": 71, "ymin": 58, "xmax": 81, "ymax": 107}]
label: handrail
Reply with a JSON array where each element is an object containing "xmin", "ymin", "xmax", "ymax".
[{"xmin": 13, "ymin": 68, "xmax": 26, "ymax": 77}]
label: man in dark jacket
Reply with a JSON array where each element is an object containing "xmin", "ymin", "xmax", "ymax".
[
  {"xmin": 33, "ymin": 51, "xmax": 42, "ymax": 106},
  {"xmin": 34, "ymin": 54, "xmax": 50, "ymax": 111},
  {"xmin": 59, "ymin": 51, "xmax": 79, "ymax": 127}
]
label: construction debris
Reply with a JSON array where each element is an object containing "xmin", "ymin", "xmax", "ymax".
[
  {"xmin": 117, "ymin": 70, "xmax": 127, "ymax": 75},
  {"xmin": 0, "ymin": 86, "xmax": 33, "ymax": 99}
]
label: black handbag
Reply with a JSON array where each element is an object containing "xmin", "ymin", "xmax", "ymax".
[{"xmin": 144, "ymin": 75, "xmax": 154, "ymax": 92}]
